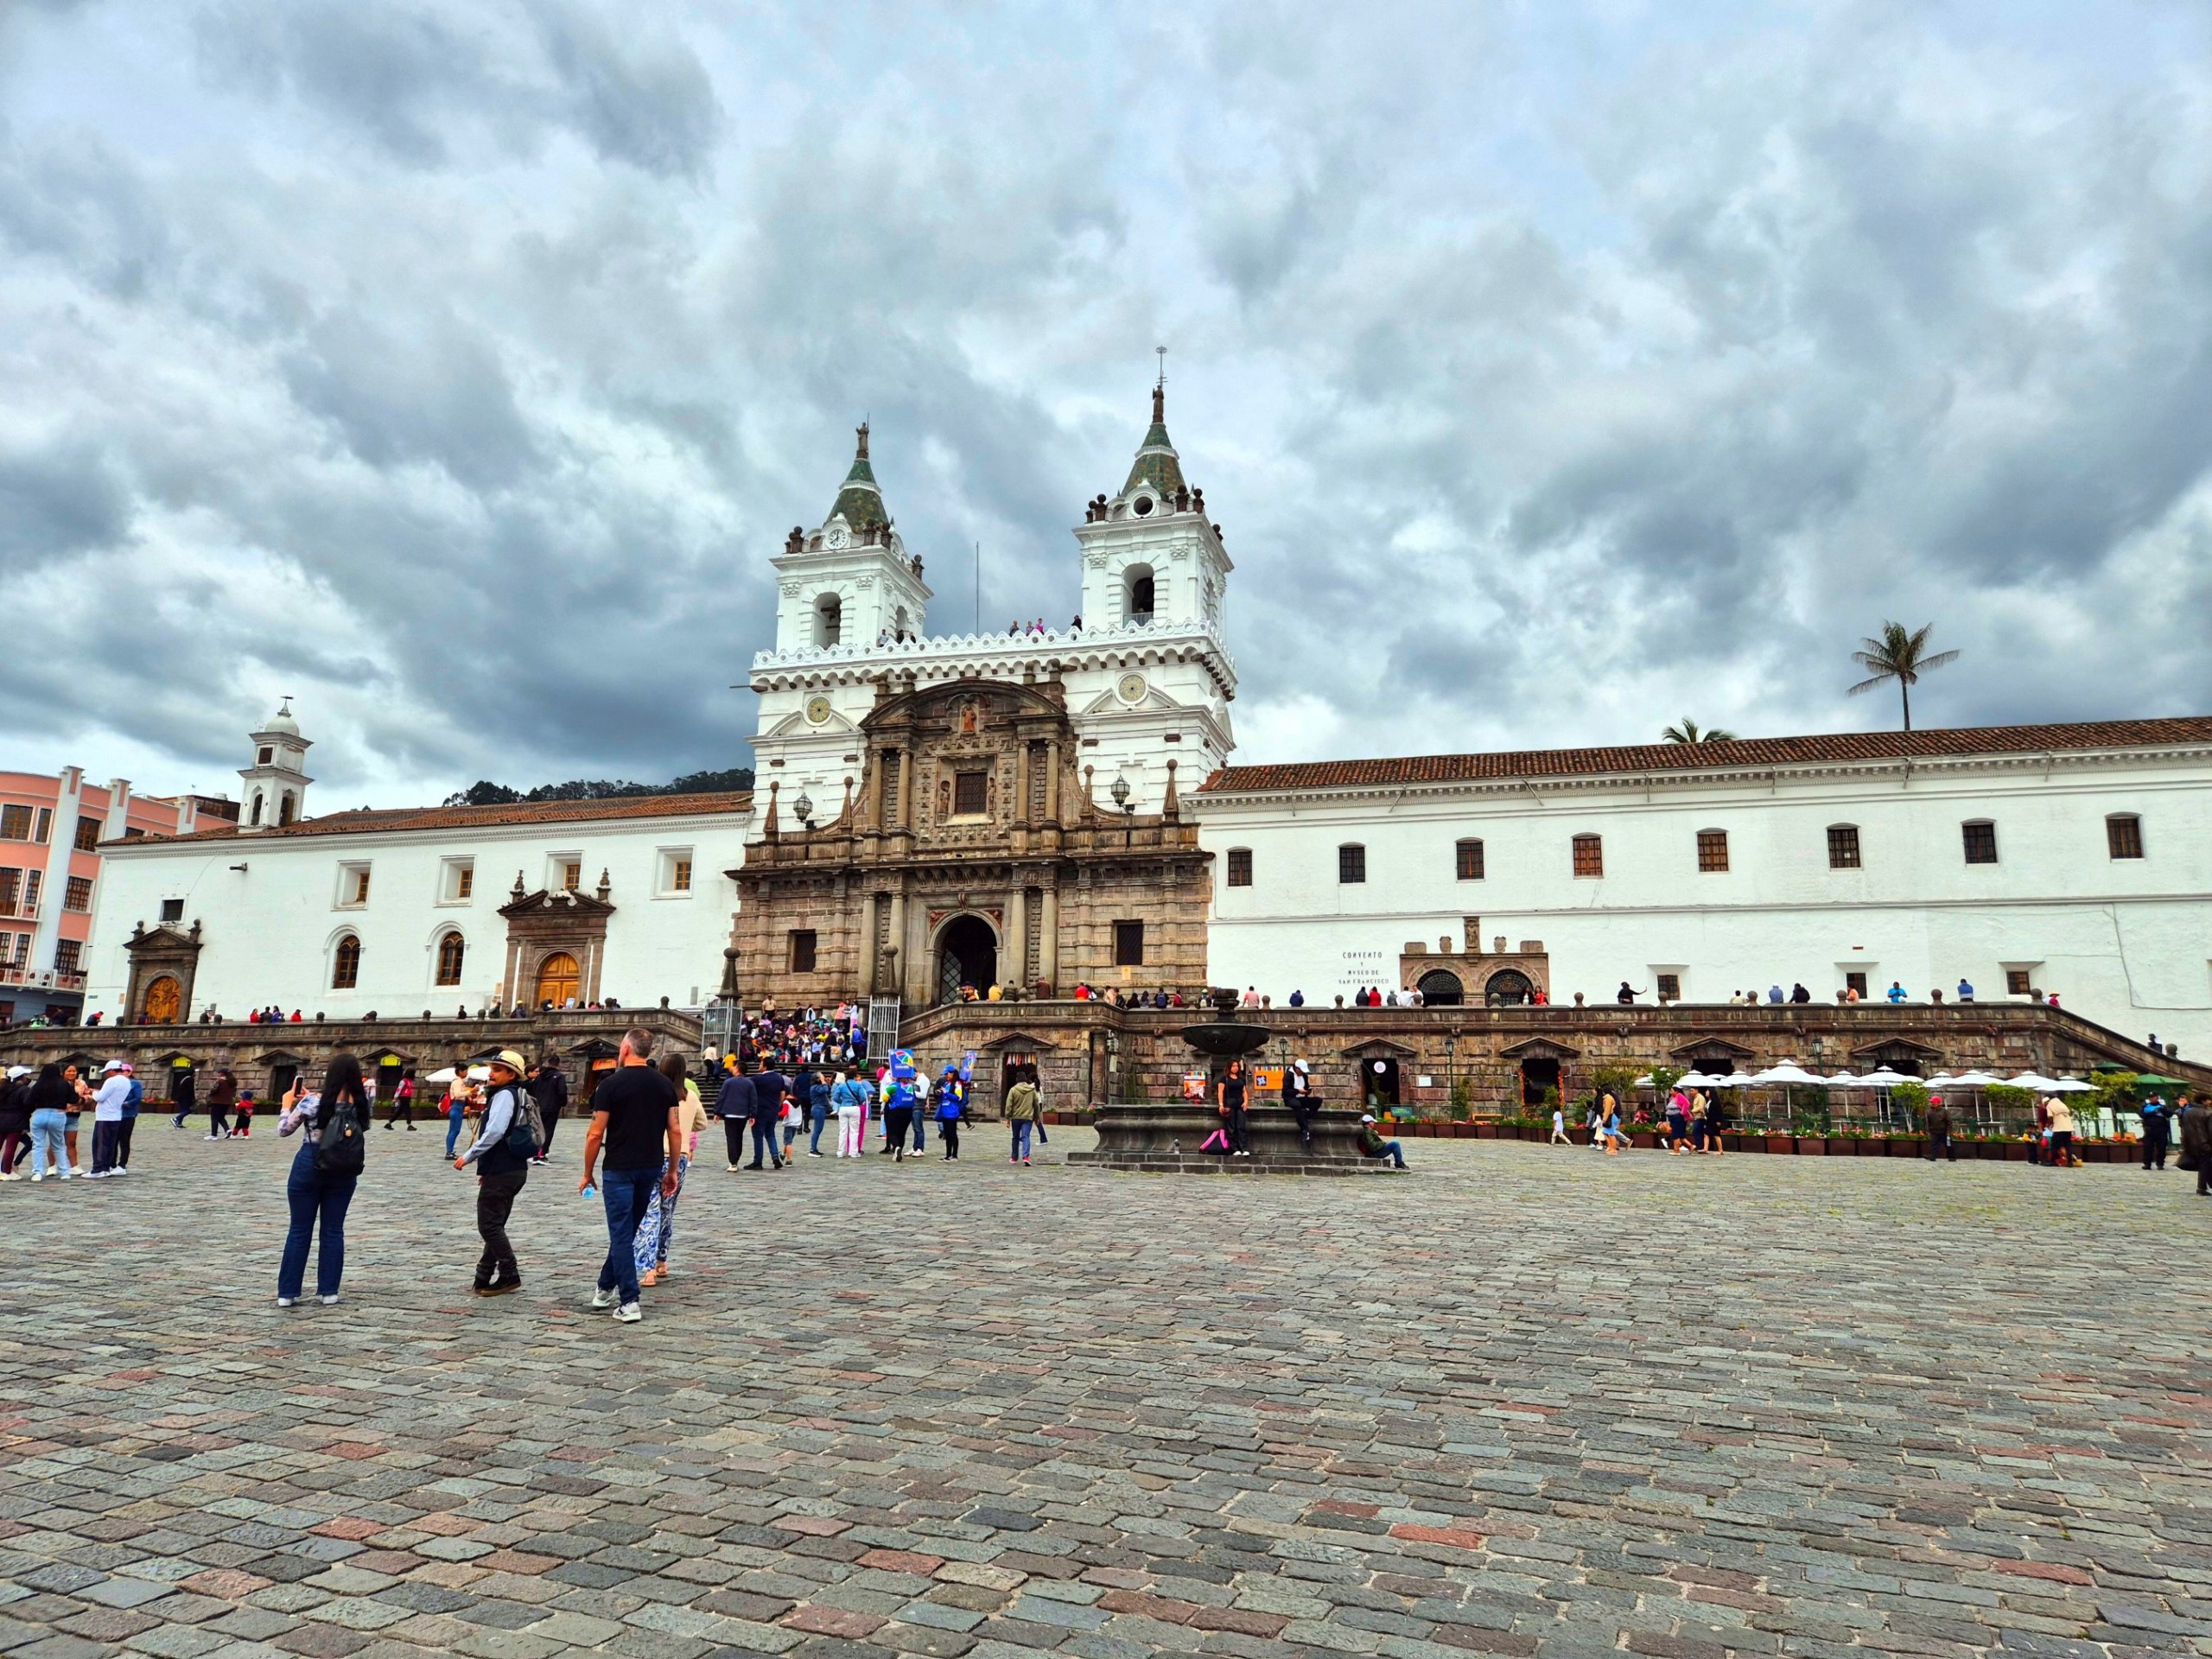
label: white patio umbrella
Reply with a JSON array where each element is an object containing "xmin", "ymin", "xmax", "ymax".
[
  {"xmin": 1923, "ymin": 1073, "xmax": 1960, "ymax": 1088},
  {"xmin": 2005, "ymin": 1073, "xmax": 2058, "ymax": 1090},
  {"xmin": 1855, "ymin": 1068, "xmax": 1915, "ymax": 1087},
  {"xmin": 1675, "ymin": 1071, "xmax": 1719, "ymax": 1088},
  {"xmin": 2044, "ymin": 1077, "xmax": 2096, "ymax": 1092},
  {"xmin": 1715, "ymin": 1071, "xmax": 1757, "ymax": 1087},
  {"xmin": 1951, "ymin": 1071, "xmax": 2004, "ymax": 1086},
  {"xmin": 1751, "ymin": 1062, "xmax": 1827, "ymax": 1085},
  {"xmin": 1631, "ymin": 1075, "xmax": 1655, "ymax": 1088},
  {"xmin": 1823, "ymin": 1071, "xmax": 1864, "ymax": 1086},
  {"xmin": 424, "ymin": 1065, "xmax": 457, "ymax": 1084}
]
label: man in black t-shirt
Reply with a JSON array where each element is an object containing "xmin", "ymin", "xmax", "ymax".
[
  {"xmin": 579, "ymin": 1028, "xmax": 681, "ymax": 1322},
  {"xmin": 748, "ymin": 1065, "xmax": 787, "ymax": 1170}
]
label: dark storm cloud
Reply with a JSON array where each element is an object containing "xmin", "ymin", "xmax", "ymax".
[{"xmin": 2, "ymin": 1, "xmax": 2210, "ymax": 800}]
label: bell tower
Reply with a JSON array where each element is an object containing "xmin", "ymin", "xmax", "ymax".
[
  {"xmin": 771, "ymin": 423, "xmax": 932, "ymax": 653},
  {"xmin": 1074, "ymin": 372, "xmax": 1230, "ymax": 639},
  {"xmin": 238, "ymin": 697, "xmax": 313, "ymax": 831}
]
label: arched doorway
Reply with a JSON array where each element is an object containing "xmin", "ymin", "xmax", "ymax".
[
  {"xmin": 142, "ymin": 975, "xmax": 182, "ymax": 1023},
  {"xmin": 536, "ymin": 951, "xmax": 581, "ymax": 1007},
  {"xmin": 937, "ymin": 915, "xmax": 996, "ymax": 1003},
  {"xmin": 1415, "ymin": 969, "xmax": 1465, "ymax": 1007},
  {"xmin": 1485, "ymin": 969, "xmax": 1535, "ymax": 1006}
]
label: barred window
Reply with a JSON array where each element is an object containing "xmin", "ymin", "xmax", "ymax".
[
  {"xmin": 1455, "ymin": 838, "xmax": 1484, "ymax": 880},
  {"xmin": 64, "ymin": 876, "xmax": 92, "ymax": 912},
  {"xmin": 1961, "ymin": 821, "xmax": 1999, "ymax": 865},
  {"xmin": 1114, "ymin": 920, "xmax": 1145, "ymax": 966},
  {"xmin": 2107, "ymin": 814, "xmax": 2143, "ymax": 860},
  {"xmin": 1656, "ymin": 973, "xmax": 1681, "ymax": 1002},
  {"xmin": 1827, "ymin": 824, "xmax": 1860, "ymax": 868},
  {"xmin": 2005, "ymin": 969, "xmax": 2031, "ymax": 995},
  {"xmin": 1696, "ymin": 830, "xmax": 1729, "ymax": 873},
  {"xmin": 953, "ymin": 770, "xmax": 988, "ymax": 815},
  {"xmin": 1338, "ymin": 843, "xmax": 1366, "ymax": 884},
  {"xmin": 789, "ymin": 930, "xmax": 817, "ymax": 974},
  {"xmin": 1572, "ymin": 834, "xmax": 1603, "ymax": 878},
  {"xmin": 1225, "ymin": 848, "xmax": 1252, "ymax": 887},
  {"xmin": 0, "ymin": 806, "xmax": 29, "ymax": 841}
]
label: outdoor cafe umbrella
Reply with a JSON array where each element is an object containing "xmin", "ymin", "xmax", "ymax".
[
  {"xmin": 1857, "ymin": 1068, "xmax": 1915, "ymax": 1086},
  {"xmin": 1751, "ymin": 1063, "xmax": 1827, "ymax": 1085},
  {"xmin": 2044, "ymin": 1077, "xmax": 2096, "ymax": 1092},
  {"xmin": 2004, "ymin": 1073, "xmax": 2058, "ymax": 1090},
  {"xmin": 2133, "ymin": 1072, "xmax": 2187, "ymax": 1088}
]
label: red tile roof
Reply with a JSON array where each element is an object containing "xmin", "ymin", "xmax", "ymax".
[
  {"xmin": 120, "ymin": 791, "xmax": 753, "ymax": 845},
  {"xmin": 1198, "ymin": 718, "xmax": 2212, "ymax": 794}
]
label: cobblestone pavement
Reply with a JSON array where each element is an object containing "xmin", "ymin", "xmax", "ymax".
[{"xmin": 2, "ymin": 1123, "xmax": 2207, "ymax": 1659}]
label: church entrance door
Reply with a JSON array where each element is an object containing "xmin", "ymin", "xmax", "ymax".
[
  {"xmin": 937, "ymin": 915, "xmax": 996, "ymax": 1004},
  {"xmin": 536, "ymin": 952, "xmax": 581, "ymax": 1008}
]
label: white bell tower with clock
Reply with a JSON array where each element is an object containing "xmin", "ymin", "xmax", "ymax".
[{"xmin": 769, "ymin": 423, "xmax": 931, "ymax": 654}]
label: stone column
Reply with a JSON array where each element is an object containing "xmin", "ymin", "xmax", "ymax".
[
  {"xmin": 1014, "ymin": 742, "xmax": 1032, "ymax": 827},
  {"xmin": 1044, "ymin": 741, "xmax": 1062, "ymax": 823},
  {"xmin": 886, "ymin": 887, "xmax": 906, "ymax": 999},
  {"xmin": 1006, "ymin": 881, "xmax": 1027, "ymax": 991},
  {"xmin": 897, "ymin": 747, "xmax": 916, "ymax": 831},
  {"xmin": 1038, "ymin": 879, "xmax": 1058, "ymax": 991},
  {"xmin": 868, "ymin": 747, "xmax": 887, "ymax": 831}
]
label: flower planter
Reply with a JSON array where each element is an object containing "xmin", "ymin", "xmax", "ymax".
[
  {"xmin": 1890, "ymin": 1137, "xmax": 1926, "ymax": 1159},
  {"xmin": 1763, "ymin": 1133, "xmax": 1794, "ymax": 1154},
  {"xmin": 1631, "ymin": 1132, "xmax": 1660, "ymax": 1149},
  {"xmin": 1476, "ymin": 1123, "xmax": 1498, "ymax": 1139},
  {"xmin": 1793, "ymin": 1136, "xmax": 1826, "ymax": 1154},
  {"xmin": 1453, "ymin": 1122, "xmax": 1478, "ymax": 1139},
  {"xmin": 2003, "ymin": 1142, "xmax": 2031, "ymax": 1161}
]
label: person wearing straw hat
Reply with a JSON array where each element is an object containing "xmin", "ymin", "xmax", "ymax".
[{"xmin": 455, "ymin": 1050, "xmax": 534, "ymax": 1296}]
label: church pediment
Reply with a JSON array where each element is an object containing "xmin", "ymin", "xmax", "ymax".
[
  {"xmin": 861, "ymin": 677, "xmax": 1067, "ymax": 735},
  {"xmin": 979, "ymin": 1029, "xmax": 1061, "ymax": 1052},
  {"xmin": 1499, "ymin": 1036, "xmax": 1582, "ymax": 1061},
  {"xmin": 124, "ymin": 922, "xmax": 202, "ymax": 957},
  {"xmin": 1668, "ymin": 1035, "xmax": 1757, "ymax": 1063},
  {"xmin": 499, "ymin": 887, "xmax": 616, "ymax": 920},
  {"xmin": 1339, "ymin": 1036, "xmax": 1419, "ymax": 1060}
]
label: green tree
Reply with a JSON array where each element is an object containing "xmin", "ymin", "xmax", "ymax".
[
  {"xmin": 1662, "ymin": 719, "xmax": 1737, "ymax": 744},
  {"xmin": 1847, "ymin": 621, "xmax": 1960, "ymax": 731}
]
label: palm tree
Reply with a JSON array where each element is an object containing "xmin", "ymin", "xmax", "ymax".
[
  {"xmin": 1847, "ymin": 621, "xmax": 1959, "ymax": 731},
  {"xmin": 1662, "ymin": 719, "xmax": 1737, "ymax": 744}
]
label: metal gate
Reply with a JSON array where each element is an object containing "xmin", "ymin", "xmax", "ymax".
[{"xmin": 866, "ymin": 995, "xmax": 901, "ymax": 1063}]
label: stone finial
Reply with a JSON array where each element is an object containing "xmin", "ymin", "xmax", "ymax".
[
  {"xmin": 764, "ymin": 780, "xmax": 780, "ymax": 839},
  {"xmin": 1161, "ymin": 759, "xmax": 1179, "ymax": 822},
  {"xmin": 512, "ymin": 870, "xmax": 526, "ymax": 896},
  {"xmin": 596, "ymin": 869, "xmax": 611, "ymax": 902}
]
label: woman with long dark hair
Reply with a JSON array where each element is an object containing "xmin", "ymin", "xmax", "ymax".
[
  {"xmin": 276, "ymin": 1053, "xmax": 370, "ymax": 1306},
  {"xmin": 26, "ymin": 1062, "xmax": 76, "ymax": 1180}
]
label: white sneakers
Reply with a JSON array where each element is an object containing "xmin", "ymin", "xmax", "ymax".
[
  {"xmin": 276, "ymin": 1296, "xmax": 296, "ymax": 1307},
  {"xmin": 590, "ymin": 1287, "xmax": 617, "ymax": 1308},
  {"xmin": 613, "ymin": 1302, "xmax": 641, "ymax": 1323},
  {"xmin": 319, "ymin": 1294, "xmax": 340, "ymax": 1306}
]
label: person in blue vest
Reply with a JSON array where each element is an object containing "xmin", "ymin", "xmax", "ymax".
[
  {"xmin": 932, "ymin": 1065, "xmax": 968, "ymax": 1160},
  {"xmin": 880, "ymin": 1050, "xmax": 923, "ymax": 1163}
]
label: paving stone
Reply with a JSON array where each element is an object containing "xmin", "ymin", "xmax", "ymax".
[{"xmin": 2, "ymin": 1136, "xmax": 2205, "ymax": 1659}]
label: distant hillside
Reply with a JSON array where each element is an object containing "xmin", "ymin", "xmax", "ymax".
[{"xmin": 443, "ymin": 767, "xmax": 753, "ymax": 808}]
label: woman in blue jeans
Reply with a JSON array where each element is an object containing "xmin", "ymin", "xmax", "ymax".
[{"xmin": 276, "ymin": 1054, "xmax": 370, "ymax": 1307}]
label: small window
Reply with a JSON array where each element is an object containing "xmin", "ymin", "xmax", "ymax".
[
  {"xmin": 441, "ymin": 859, "xmax": 474, "ymax": 903},
  {"xmin": 1827, "ymin": 824, "xmax": 1860, "ymax": 869},
  {"xmin": 1456, "ymin": 838, "xmax": 1484, "ymax": 880},
  {"xmin": 1225, "ymin": 848, "xmax": 1252, "ymax": 887},
  {"xmin": 2107, "ymin": 814, "xmax": 2144, "ymax": 860},
  {"xmin": 1338, "ymin": 843, "xmax": 1366, "ymax": 884},
  {"xmin": 74, "ymin": 817, "xmax": 103, "ymax": 852},
  {"xmin": 351, "ymin": 868, "xmax": 372, "ymax": 904},
  {"xmin": 563, "ymin": 861, "xmax": 582, "ymax": 892},
  {"xmin": 1114, "ymin": 920, "xmax": 1145, "ymax": 966},
  {"xmin": 53, "ymin": 939, "xmax": 79, "ymax": 975},
  {"xmin": 1696, "ymin": 830, "xmax": 1729, "ymax": 873},
  {"xmin": 1572, "ymin": 833, "xmax": 1603, "ymax": 879},
  {"xmin": 2005, "ymin": 969, "xmax": 2031, "ymax": 995},
  {"xmin": 0, "ymin": 806, "xmax": 29, "ymax": 841},
  {"xmin": 337, "ymin": 863, "xmax": 372, "ymax": 907},
  {"xmin": 257, "ymin": 747, "xmax": 274, "ymax": 766},
  {"xmin": 435, "ymin": 932, "xmax": 466, "ymax": 987},
  {"xmin": 277, "ymin": 792, "xmax": 296, "ymax": 826},
  {"xmin": 65, "ymin": 877, "xmax": 92, "ymax": 912},
  {"xmin": 672, "ymin": 857, "xmax": 692, "ymax": 893},
  {"xmin": 952, "ymin": 770, "xmax": 988, "ymax": 816},
  {"xmin": 1656, "ymin": 973, "xmax": 1681, "ymax": 1002},
  {"xmin": 789, "ymin": 929, "xmax": 817, "ymax": 974},
  {"xmin": 250, "ymin": 793, "xmax": 264, "ymax": 827},
  {"xmin": 1961, "ymin": 821, "xmax": 1998, "ymax": 865},
  {"xmin": 456, "ymin": 866, "xmax": 474, "ymax": 899},
  {"xmin": 815, "ymin": 593, "xmax": 842, "ymax": 648},
  {"xmin": 158, "ymin": 897, "xmax": 182, "ymax": 923},
  {"xmin": 1845, "ymin": 971, "xmax": 1868, "ymax": 998},
  {"xmin": 332, "ymin": 935, "xmax": 361, "ymax": 989},
  {"xmin": 33, "ymin": 808, "xmax": 50, "ymax": 843}
]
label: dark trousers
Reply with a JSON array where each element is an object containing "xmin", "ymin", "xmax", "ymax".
[
  {"xmin": 941, "ymin": 1120, "xmax": 961, "ymax": 1159},
  {"xmin": 474, "ymin": 1167, "xmax": 527, "ymax": 1287},
  {"xmin": 2049, "ymin": 1130, "xmax": 2073, "ymax": 1166},
  {"xmin": 0, "ymin": 1129, "xmax": 21, "ymax": 1173},
  {"xmin": 595, "ymin": 1166, "xmax": 657, "ymax": 1306},
  {"xmin": 1290, "ymin": 1096, "xmax": 1317, "ymax": 1147},
  {"xmin": 2199, "ymin": 1165, "xmax": 2210, "ymax": 1197},
  {"xmin": 386, "ymin": 1098, "xmax": 414, "ymax": 1128},
  {"xmin": 208, "ymin": 1103, "xmax": 230, "ymax": 1136},
  {"xmin": 722, "ymin": 1116, "xmax": 747, "ymax": 1166},
  {"xmin": 2143, "ymin": 1127, "xmax": 2169, "ymax": 1169},
  {"xmin": 885, "ymin": 1107, "xmax": 912, "ymax": 1160},
  {"xmin": 91, "ymin": 1119, "xmax": 123, "ymax": 1173},
  {"xmin": 278, "ymin": 1145, "xmax": 358, "ymax": 1300},
  {"xmin": 539, "ymin": 1108, "xmax": 560, "ymax": 1156},
  {"xmin": 1927, "ymin": 1129, "xmax": 1955, "ymax": 1161},
  {"xmin": 749, "ymin": 1121, "xmax": 781, "ymax": 1167},
  {"xmin": 117, "ymin": 1116, "xmax": 137, "ymax": 1167},
  {"xmin": 1227, "ymin": 1105, "xmax": 1249, "ymax": 1154}
]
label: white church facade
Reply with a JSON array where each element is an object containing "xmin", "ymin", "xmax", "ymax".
[{"xmin": 76, "ymin": 381, "xmax": 2212, "ymax": 1058}]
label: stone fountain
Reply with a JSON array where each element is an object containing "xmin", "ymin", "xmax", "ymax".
[{"xmin": 1068, "ymin": 989, "xmax": 1398, "ymax": 1174}]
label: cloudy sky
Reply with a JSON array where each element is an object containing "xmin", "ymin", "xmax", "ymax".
[{"xmin": 4, "ymin": 1, "xmax": 2210, "ymax": 807}]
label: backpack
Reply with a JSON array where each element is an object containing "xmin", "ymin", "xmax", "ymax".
[
  {"xmin": 496, "ymin": 1084, "xmax": 543, "ymax": 1158},
  {"xmin": 315, "ymin": 1090, "xmax": 367, "ymax": 1176}
]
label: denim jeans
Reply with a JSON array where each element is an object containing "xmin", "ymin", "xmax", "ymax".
[
  {"xmin": 1010, "ymin": 1120, "xmax": 1033, "ymax": 1160},
  {"xmin": 809, "ymin": 1105, "xmax": 828, "ymax": 1152},
  {"xmin": 750, "ymin": 1121, "xmax": 780, "ymax": 1166},
  {"xmin": 596, "ymin": 1166, "xmax": 658, "ymax": 1306},
  {"xmin": 29, "ymin": 1109, "xmax": 69, "ymax": 1177},
  {"xmin": 445, "ymin": 1106, "xmax": 465, "ymax": 1158},
  {"xmin": 278, "ymin": 1143, "xmax": 359, "ymax": 1300}
]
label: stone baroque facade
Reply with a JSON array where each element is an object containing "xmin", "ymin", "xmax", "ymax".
[{"xmin": 734, "ymin": 675, "xmax": 1209, "ymax": 1005}]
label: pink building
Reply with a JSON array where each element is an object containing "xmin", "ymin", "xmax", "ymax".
[{"xmin": 0, "ymin": 769, "xmax": 238, "ymax": 1024}]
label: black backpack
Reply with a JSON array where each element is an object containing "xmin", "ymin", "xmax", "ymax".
[
  {"xmin": 497, "ymin": 1084, "xmax": 543, "ymax": 1159},
  {"xmin": 315, "ymin": 1090, "xmax": 368, "ymax": 1176}
]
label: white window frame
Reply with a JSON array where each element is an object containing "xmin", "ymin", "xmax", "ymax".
[
  {"xmin": 545, "ymin": 852, "xmax": 584, "ymax": 893},
  {"xmin": 657, "ymin": 847, "xmax": 696, "ymax": 899},
  {"xmin": 334, "ymin": 861, "xmax": 372, "ymax": 910},
  {"xmin": 438, "ymin": 856, "xmax": 475, "ymax": 906}
]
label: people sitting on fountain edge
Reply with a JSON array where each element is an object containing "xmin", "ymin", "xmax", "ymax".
[{"xmin": 1359, "ymin": 1114, "xmax": 1407, "ymax": 1168}]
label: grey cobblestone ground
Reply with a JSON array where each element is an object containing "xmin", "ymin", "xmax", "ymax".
[{"xmin": 1, "ymin": 1125, "xmax": 2206, "ymax": 1659}]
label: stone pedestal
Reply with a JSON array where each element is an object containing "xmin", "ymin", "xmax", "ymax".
[{"xmin": 1068, "ymin": 1103, "xmax": 1400, "ymax": 1175}]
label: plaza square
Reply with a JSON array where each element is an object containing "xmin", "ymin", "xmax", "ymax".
[{"xmin": 1, "ymin": 1129, "xmax": 2206, "ymax": 1659}]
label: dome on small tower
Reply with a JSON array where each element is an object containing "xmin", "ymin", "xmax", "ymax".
[
  {"xmin": 826, "ymin": 422, "xmax": 891, "ymax": 535},
  {"xmin": 1121, "ymin": 380, "xmax": 1187, "ymax": 501},
  {"xmin": 262, "ymin": 696, "xmax": 300, "ymax": 737}
]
